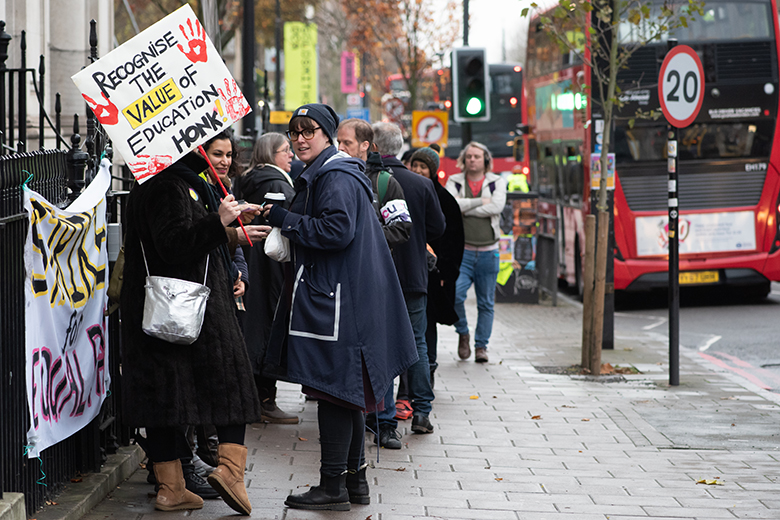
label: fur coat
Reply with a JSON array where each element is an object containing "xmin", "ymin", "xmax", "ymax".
[{"xmin": 120, "ymin": 154, "xmax": 262, "ymax": 428}]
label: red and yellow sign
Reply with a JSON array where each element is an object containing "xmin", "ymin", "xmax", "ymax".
[{"xmin": 411, "ymin": 111, "xmax": 448, "ymax": 149}]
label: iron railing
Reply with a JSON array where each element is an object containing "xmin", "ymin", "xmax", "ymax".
[{"xmin": 0, "ymin": 17, "xmax": 130, "ymax": 515}]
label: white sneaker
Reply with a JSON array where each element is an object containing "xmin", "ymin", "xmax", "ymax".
[{"xmin": 192, "ymin": 454, "xmax": 216, "ymax": 477}]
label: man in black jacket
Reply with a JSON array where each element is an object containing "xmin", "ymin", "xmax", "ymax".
[
  {"xmin": 373, "ymin": 122, "xmax": 446, "ymax": 441},
  {"xmin": 337, "ymin": 119, "xmax": 411, "ymax": 249}
]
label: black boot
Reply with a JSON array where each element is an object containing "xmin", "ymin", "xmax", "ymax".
[
  {"xmin": 182, "ymin": 459, "xmax": 220, "ymax": 499},
  {"xmin": 146, "ymin": 460, "xmax": 157, "ymax": 485},
  {"xmin": 284, "ymin": 473, "xmax": 350, "ymax": 511},
  {"xmin": 346, "ymin": 465, "xmax": 369, "ymax": 505}
]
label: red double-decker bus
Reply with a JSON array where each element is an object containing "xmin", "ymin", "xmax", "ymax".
[{"xmin": 524, "ymin": 0, "xmax": 780, "ymax": 298}]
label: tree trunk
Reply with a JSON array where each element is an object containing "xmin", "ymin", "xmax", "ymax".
[
  {"xmin": 587, "ymin": 2, "xmax": 621, "ymax": 376},
  {"xmin": 590, "ymin": 210, "xmax": 609, "ymax": 375},
  {"xmin": 581, "ymin": 214, "xmax": 596, "ymax": 370}
]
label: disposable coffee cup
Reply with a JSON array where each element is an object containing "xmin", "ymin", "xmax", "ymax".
[{"xmin": 264, "ymin": 192, "xmax": 286, "ymax": 206}]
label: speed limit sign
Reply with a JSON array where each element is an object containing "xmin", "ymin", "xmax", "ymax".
[{"xmin": 658, "ymin": 45, "xmax": 704, "ymax": 128}]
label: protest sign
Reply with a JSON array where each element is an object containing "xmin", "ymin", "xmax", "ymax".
[
  {"xmin": 72, "ymin": 4, "xmax": 251, "ymax": 183},
  {"xmin": 24, "ymin": 161, "xmax": 113, "ymax": 457}
]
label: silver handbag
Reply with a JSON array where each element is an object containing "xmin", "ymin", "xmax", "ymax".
[{"xmin": 140, "ymin": 241, "xmax": 211, "ymax": 345}]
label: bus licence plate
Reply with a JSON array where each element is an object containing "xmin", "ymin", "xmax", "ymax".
[{"xmin": 679, "ymin": 271, "xmax": 719, "ymax": 285}]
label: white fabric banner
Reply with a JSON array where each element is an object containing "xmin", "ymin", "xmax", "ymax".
[{"xmin": 24, "ymin": 160, "xmax": 112, "ymax": 457}]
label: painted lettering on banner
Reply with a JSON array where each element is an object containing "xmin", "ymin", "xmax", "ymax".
[{"xmin": 24, "ymin": 162, "xmax": 113, "ymax": 457}]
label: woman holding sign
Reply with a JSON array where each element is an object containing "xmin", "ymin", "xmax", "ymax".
[
  {"xmin": 121, "ymin": 149, "xmax": 268, "ymax": 515},
  {"xmin": 262, "ymin": 104, "xmax": 418, "ymax": 511}
]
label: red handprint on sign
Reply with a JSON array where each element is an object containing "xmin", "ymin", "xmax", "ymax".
[
  {"xmin": 82, "ymin": 92, "xmax": 119, "ymax": 126},
  {"xmin": 128, "ymin": 155, "xmax": 173, "ymax": 180},
  {"xmin": 218, "ymin": 78, "xmax": 251, "ymax": 121},
  {"xmin": 176, "ymin": 18, "xmax": 208, "ymax": 63}
]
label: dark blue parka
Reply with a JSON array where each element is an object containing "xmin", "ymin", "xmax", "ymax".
[{"xmin": 265, "ymin": 147, "xmax": 418, "ymax": 409}]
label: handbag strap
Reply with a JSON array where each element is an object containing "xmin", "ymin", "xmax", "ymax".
[{"xmin": 139, "ymin": 240, "xmax": 210, "ymax": 285}]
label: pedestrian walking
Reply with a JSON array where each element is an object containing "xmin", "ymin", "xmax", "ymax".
[
  {"xmin": 445, "ymin": 141, "xmax": 507, "ymax": 363},
  {"xmin": 262, "ymin": 104, "xmax": 418, "ymax": 511}
]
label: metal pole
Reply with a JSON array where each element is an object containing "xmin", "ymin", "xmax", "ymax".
[
  {"xmin": 242, "ymin": 0, "xmax": 256, "ymax": 138},
  {"xmin": 0, "ymin": 22, "xmax": 10, "ymax": 154},
  {"xmin": 463, "ymin": 0, "xmax": 469, "ymax": 46},
  {"xmin": 18, "ymin": 30, "xmax": 26, "ymax": 152},
  {"xmin": 275, "ymin": 0, "xmax": 282, "ymax": 109},
  {"xmin": 667, "ymin": 38, "xmax": 680, "ymax": 386},
  {"xmin": 460, "ymin": 0, "xmax": 472, "ymax": 146}
]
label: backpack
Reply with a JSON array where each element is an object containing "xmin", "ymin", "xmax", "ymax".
[{"xmin": 377, "ymin": 170, "xmax": 391, "ymax": 204}]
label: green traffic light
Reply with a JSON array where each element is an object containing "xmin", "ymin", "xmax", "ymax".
[{"xmin": 466, "ymin": 97, "xmax": 483, "ymax": 115}]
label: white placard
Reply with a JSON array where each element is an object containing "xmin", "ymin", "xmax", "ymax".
[
  {"xmin": 635, "ymin": 211, "xmax": 756, "ymax": 257},
  {"xmin": 72, "ymin": 4, "xmax": 250, "ymax": 183}
]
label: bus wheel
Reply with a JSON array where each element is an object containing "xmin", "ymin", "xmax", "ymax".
[{"xmin": 575, "ymin": 242, "xmax": 584, "ymax": 302}]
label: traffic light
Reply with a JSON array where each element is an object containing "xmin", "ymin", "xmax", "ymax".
[{"xmin": 452, "ymin": 47, "xmax": 490, "ymax": 122}]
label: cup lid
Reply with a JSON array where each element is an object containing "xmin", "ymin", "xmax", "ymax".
[{"xmin": 264, "ymin": 192, "xmax": 286, "ymax": 201}]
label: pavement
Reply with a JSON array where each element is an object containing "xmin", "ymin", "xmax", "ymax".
[{"xmin": 31, "ymin": 291, "xmax": 780, "ymax": 520}]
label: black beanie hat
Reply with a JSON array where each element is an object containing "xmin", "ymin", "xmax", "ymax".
[
  {"xmin": 291, "ymin": 103, "xmax": 340, "ymax": 142},
  {"xmin": 410, "ymin": 147, "xmax": 440, "ymax": 175}
]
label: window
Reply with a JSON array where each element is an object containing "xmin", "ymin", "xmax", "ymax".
[
  {"xmin": 619, "ymin": 1, "xmax": 773, "ymax": 43},
  {"xmin": 614, "ymin": 121, "xmax": 773, "ymax": 162}
]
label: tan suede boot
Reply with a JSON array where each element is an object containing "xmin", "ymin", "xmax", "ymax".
[
  {"xmin": 153, "ymin": 459, "xmax": 204, "ymax": 511},
  {"xmin": 207, "ymin": 443, "xmax": 252, "ymax": 515}
]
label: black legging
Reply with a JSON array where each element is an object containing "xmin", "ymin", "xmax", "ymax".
[
  {"xmin": 145, "ymin": 424, "xmax": 246, "ymax": 463},
  {"xmin": 317, "ymin": 400, "xmax": 365, "ymax": 477}
]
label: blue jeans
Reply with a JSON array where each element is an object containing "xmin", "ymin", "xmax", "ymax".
[
  {"xmin": 375, "ymin": 292, "xmax": 433, "ymax": 429},
  {"xmin": 454, "ymin": 248, "xmax": 500, "ymax": 350}
]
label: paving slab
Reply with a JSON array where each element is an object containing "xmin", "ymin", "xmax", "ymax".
[{"xmin": 32, "ymin": 292, "xmax": 780, "ymax": 520}]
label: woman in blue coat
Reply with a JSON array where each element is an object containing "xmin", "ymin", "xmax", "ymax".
[{"xmin": 263, "ymin": 104, "xmax": 417, "ymax": 511}]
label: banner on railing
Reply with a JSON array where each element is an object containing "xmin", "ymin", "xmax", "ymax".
[
  {"xmin": 71, "ymin": 4, "xmax": 251, "ymax": 183},
  {"xmin": 23, "ymin": 161, "xmax": 112, "ymax": 458}
]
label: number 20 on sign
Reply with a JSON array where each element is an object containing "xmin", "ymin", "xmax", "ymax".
[{"xmin": 658, "ymin": 45, "xmax": 704, "ymax": 128}]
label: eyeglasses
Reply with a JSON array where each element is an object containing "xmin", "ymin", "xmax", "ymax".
[
  {"xmin": 286, "ymin": 127, "xmax": 321, "ymax": 141},
  {"xmin": 275, "ymin": 146, "xmax": 291, "ymax": 155}
]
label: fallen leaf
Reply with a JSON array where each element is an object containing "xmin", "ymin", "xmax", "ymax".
[
  {"xmin": 581, "ymin": 418, "xmax": 590, "ymax": 422},
  {"xmin": 531, "ymin": 415, "xmax": 542, "ymax": 420},
  {"xmin": 470, "ymin": 395, "xmax": 479, "ymax": 400},
  {"xmin": 623, "ymin": 347, "xmax": 633, "ymax": 351},
  {"xmin": 495, "ymin": 477, "xmax": 503, "ymax": 481},
  {"xmin": 70, "ymin": 478, "xmax": 83, "ymax": 483},
  {"xmin": 696, "ymin": 479, "xmax": 724, "ymax": 485},
  {"xmin": 298, "ymin": 437, "xmax": 308, "ymax": 441},
  {"xmin": 601, "ymin": 363, "xmax": 615, "ymax": 374},
  {"xmin": 561, "ymin": 405, "xmax": 575, "ymax": 408},
  {"xmin": 395, "ymin": 467, "xmax": 406, "ymax": 472},
  {"xmin": 732, "ymin": 423, "xmax": 736, "ymax": 427},
  {"xmin": 492, "ymin": 396, "xmax": 497, "ymax": 398}
]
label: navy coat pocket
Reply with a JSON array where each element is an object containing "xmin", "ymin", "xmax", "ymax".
[{"xmin": 289, "ymin": 265, "xmax": 341, "ymax": 341}]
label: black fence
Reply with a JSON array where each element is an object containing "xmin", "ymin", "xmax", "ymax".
[{"xmin": 0, "ymin": 19, "xmax": 131, "ymax": 516}]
